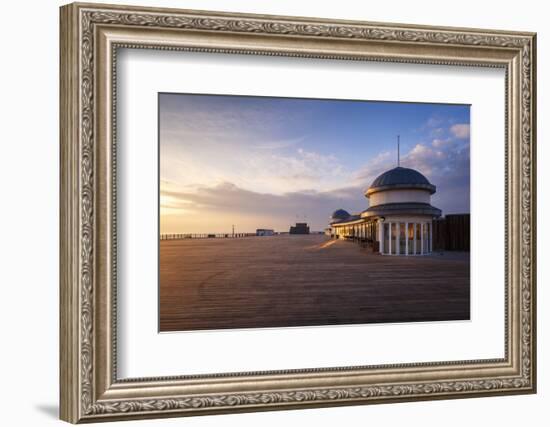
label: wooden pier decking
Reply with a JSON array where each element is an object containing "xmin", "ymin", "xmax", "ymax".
[{"xmin": 160, "ymin": 234, "xmax": 470, "ymax": 332}]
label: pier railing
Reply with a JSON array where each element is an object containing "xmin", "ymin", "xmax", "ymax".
[{"xmin": 160, "ymin": 233, "xmax": 257, "ymax": 240}]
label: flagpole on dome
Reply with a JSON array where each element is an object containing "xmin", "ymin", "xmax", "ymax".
[{"xmin": 397, "ymin": 135, "xmax": 400, "ymax": 167}]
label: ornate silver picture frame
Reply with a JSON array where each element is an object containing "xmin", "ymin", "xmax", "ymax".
[{"xmin": 60, "ymin": 2, "xmax": 536, "ymax": 423}]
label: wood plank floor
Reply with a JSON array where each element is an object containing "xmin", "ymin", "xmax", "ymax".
[{"xmin": 160, "ymin": 235, "xmax": 470, "ymax": 332}]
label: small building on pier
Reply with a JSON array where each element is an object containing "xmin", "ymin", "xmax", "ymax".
[
  {"xmin": 256, "ymin": 229, "xmax": 275, "ymax": 236},
  {"xmin": 329, "ymin": 166, "xmax": 441, "ymax": 255},
  {"xmin": 290, "ymin": 222, "xmax": 310, "ymax": 235}
]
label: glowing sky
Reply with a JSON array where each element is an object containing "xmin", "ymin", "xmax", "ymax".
[{"xmin": 160, "ymin": 93, "xmax": 470, "ymax": 234}]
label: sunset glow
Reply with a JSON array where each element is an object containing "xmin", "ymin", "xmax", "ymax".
[{"xmin": 160, "ymin": 93, "xmax": 470, "ymax": 234}]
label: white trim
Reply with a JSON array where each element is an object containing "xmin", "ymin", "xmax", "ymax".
[{"xmin": 118, "ymin": 48, "xmax": 503, "ymax": 377}]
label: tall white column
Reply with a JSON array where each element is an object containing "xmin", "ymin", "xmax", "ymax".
[
  {"xmin": 429, "ymin": 221, "xmax": 433, "ymax": 253},
  {"xmin": 379, "ymin": 220, "xmax": 384, "ymax": 254},
  {"xmin": 405, "ymin": 222, "xmax": 409, "ymax": 256},
  {"xmin": 396, "ymin": 223, "xmax": 400, "ymax": 255},
  {"xmin": 413, "ymin": 223, "xmax": 416, "ymax": 255},
  {"xmin": 388, "ymin": 222, "xmax": 392, "ymax": 255},
  {"xmin": 420, "ymin": 223, "xmax": 424, "ymax": 255}
]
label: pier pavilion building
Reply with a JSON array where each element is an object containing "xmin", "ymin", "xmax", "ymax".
[{"xmin": 329, "ymin": 166, "xmax": 441, "ymax": 255}]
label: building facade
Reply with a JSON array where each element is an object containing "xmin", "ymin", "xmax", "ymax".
[
  {"xmin": 289, "ymin": 222, "xmax": 310, "ymax": 234},
  {"xmin": 329, "ymin": 166, "xmax": 441, "ymax": 255}
]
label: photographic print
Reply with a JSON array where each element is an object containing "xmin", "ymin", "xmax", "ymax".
[{"xmin": 159, "ymin": 93, "xmax": 471, "ymax": 332}]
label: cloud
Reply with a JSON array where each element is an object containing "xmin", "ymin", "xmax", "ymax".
[
  {"xmin": 159, "ymin": 94, "xmax": 313, "ymax": 152},
  {"xmin": 160, "ymin": 97, "xmax": 470, "ymax": 233},
  {"xmin": 426, "ymin": 117, "xmax": 444, "ymax": 128},
  {"xmin": 352, "ymin": 125, "xmax": 470, "ymax": 215},
  {"xmin": 161, "ymin": 130, "xmax": 350, "ymax": 195},
  {"xmin": 432, "ymin": 138, "xmax": 452, "ymax": 148},
  {"xmin": 404, "ymin": 140, "xmax": 470, "ymax": 214},
  {"xmin": 160, "ymin": 181, "xmax": 364, "ymax": 234},
  {"xmin": 450, "ymin": 123, "xmax": 470, "ymax": 139},
  {"xmin": 160, "ymin": 95, "xmax": 353, "ymax": 195}
]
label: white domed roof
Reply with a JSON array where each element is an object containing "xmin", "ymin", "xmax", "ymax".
[{"xmin": 366, "ymin": 167, "xmax": 436, "ymax": 197}]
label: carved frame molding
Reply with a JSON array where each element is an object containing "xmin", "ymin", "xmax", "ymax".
[{"xmin": 60, "ymin": 2, "xmax": 536, "ymax": 423}]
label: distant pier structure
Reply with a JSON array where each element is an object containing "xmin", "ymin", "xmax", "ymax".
[
  {"xmin": 289, "ymin": 222, "xmax": 310, "ymax": 234},
  {"xmin": 256, "ymin": 228, "xmax": 275, "ymax": 236}
]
